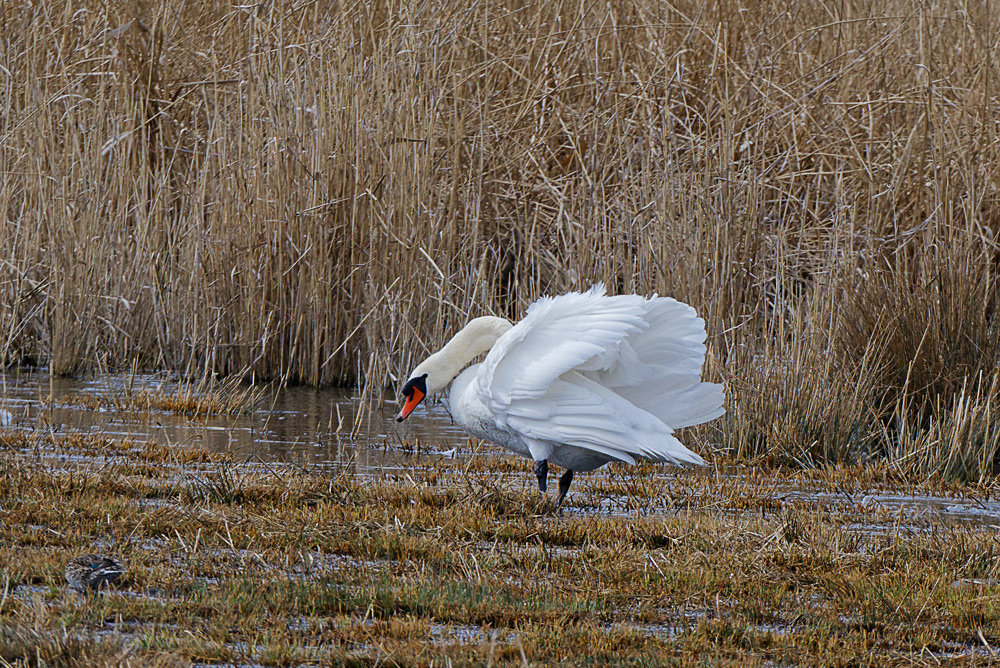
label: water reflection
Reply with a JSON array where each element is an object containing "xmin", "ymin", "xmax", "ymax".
[{"xmin": 0, "ymin": 369, "xmax": 471, "ymax": 470}]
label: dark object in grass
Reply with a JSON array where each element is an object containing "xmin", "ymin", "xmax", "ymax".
[{"xmin": 64, "ymin": 554, "xmax": 125, "ymax": 593}]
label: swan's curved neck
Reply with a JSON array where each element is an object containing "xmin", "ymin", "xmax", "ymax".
[{"xmin": 410, "ymin": 316, "xmax": 512, "ymax": 394}]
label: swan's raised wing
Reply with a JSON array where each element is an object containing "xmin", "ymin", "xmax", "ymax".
[
  {"xmin": 473, "ymin": 285, "xmax": 708, "ymax": 465},
  {"xmin": 588, "ymin": 296, "xmax": 725, "ymax": 428},
  {"xmin": 478, "ymin": 285, "xmax": 648, "ymax": 406}
]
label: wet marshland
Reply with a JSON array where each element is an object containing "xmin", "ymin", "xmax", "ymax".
[
  {"xmin": 2, "ymin": 373, "xmax": 1000, "ymax": 666},
  {"xmin": 5, "ymin": 370, "xmax": 1000, "ymax": 525}
]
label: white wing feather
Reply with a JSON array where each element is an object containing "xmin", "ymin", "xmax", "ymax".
[
  {"xmin": 479, "ymin": 286, "xmax": 647, "ymax": 405},
  {"xmin": 504, "ymin": 375, "xmax": 704, "ymax": 465},
  {"xmin": 474, "ymin": 285, "xmax": 723, "ymax": 465},
  {"xmin": 588, "ymin": 297, "xmax": 726, "ymax": 428}
]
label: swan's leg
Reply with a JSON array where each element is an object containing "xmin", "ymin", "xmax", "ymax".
[
  {"xmin": 555, "ymin": 469, "xmax": 574, "ymax": 509},
  {"xmin": 534, "ymin": 459, "xmax": 548, "ymax": 493}
]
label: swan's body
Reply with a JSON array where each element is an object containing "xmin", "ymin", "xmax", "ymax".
[{"xmin": 397, "ymin": 285, "xmax": 725, "ymax": 506}]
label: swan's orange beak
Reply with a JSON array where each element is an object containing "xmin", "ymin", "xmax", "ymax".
[
  {"xmin": 396, "ymin": 388, "xmax": 425, "ymax": 422},
  {"xmin": 396, "ymin": 373, "xmax": 428, "ymax": 422}
]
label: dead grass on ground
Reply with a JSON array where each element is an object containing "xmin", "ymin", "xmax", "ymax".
[{"xmin": 2, "ymin": 430, "xmax": 1000, "ymax": 666}]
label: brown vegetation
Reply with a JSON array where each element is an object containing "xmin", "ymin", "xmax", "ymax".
[
  {"xmin": 3, "ymin": 432, "xmax": 1000, "ymax": 666},
  {"xmin": 2, "ymin": 0, "xmax": 1000, "ymax": 476},
  {"xmin": 59, "ymin": 373, "xmax": 263, "ymax": 416}
]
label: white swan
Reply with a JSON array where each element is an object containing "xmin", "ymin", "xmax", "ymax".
[{"xmin": 396, "ymin": 285, "xmax": 725, "ymax": 507}]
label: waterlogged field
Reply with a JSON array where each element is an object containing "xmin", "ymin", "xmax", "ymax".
[{"xmin": 2, "ymin": 376, "xmax": 1000, "ymax": 667}]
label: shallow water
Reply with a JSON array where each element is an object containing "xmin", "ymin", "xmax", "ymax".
[{"xmin": 0, "ymin": 369, "xmax": 468, "ymax": 471}]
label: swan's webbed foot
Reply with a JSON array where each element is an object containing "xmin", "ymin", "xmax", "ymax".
[
  {"xmin": 555, "ymin": 469, "xmax": 574, "ymax": 510},
  {"xmin": 534, "ymin": 459, "xmax": 548, "ymax": 493}
]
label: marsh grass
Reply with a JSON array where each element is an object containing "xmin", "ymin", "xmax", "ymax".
[
  {"xmin": 3, "ymin": 1, "xmax": 1000, "ymax": 475},
  {"xmin": 3, "ymin": 429, "xmax": 1000, "ymax": 666},
  {"xmin": 0, "ymin": 625, "xmax": 188, "ymax": 668},
  {"xmin": 59, "ymin": 374, "xmax": 264, "ymax": 417}
]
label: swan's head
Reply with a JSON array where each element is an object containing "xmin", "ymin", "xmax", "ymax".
[
  {"xmin": 396, "ymin": 372, "xmax": 428, "ymax": 422},
  {"xmin": 395, "ymin": 316, "xmax": 513, "ymax": 422}
]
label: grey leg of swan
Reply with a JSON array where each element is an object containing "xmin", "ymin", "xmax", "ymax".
[
  {"xmin": 534, "ymin": 459, "xmax": 548, "ymax": 493},
  {"xmin": 555, "ymin": 469, "xmax": 574, "ymax": 509}
]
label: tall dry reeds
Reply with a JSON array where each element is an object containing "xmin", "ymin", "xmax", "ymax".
[{"xmin": 2, "ymin": 0, "xmax": 1000, "ymax": 476}]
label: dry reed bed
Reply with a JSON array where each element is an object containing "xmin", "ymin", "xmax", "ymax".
[
  {"xmin": 3, "ymin": 0, "xmax": 1000, "ymax": 473},
  {"xmin": 3, "ymin": 429, "xmax": 1000, "ymax": 666}
]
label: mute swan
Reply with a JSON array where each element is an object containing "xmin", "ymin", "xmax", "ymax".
[{"xmin": 396, "ymin": 285, "xmax": 725, "ymax": 508}]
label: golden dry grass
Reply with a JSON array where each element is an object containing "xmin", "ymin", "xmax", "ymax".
[
  {"xmin": 3, "ymin": 429, "xmax": 1000, "ymax": 666},
  {"xmin": 2, "ymin": 1, "xmax": 1000, "ymax": 469}
]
